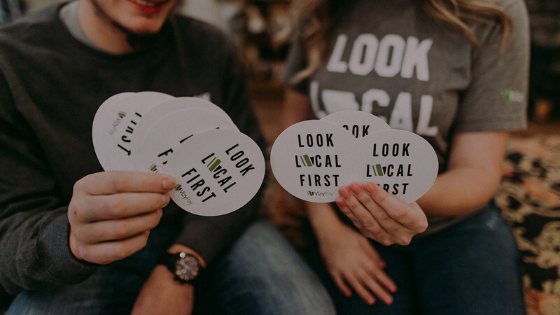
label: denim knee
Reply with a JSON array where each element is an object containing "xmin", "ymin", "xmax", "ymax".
[{"xmin": 198, "ymin": 219, "xmax": 336, "ymax": 315}]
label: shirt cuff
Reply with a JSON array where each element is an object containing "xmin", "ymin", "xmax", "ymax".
[{"xmin": 38, "ymin": 213, "xmax": 98, "ymax": 285}]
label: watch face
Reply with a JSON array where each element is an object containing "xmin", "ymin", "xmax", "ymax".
[{"xmin": 174, "ymin": 254, "xmax": 200, "ymax": 282}]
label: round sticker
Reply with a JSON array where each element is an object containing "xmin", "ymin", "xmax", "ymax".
[
  {"xmin": 132, "ymin": 97, "xmax": 232, "ymax": 147},
  {"xmin": 166, "ymin": 129, "xmax": 265, "ymax": 216},
  {"xmin": 132, "ymin": 108, "xmax": 239, "ymax": 174},
  {"xmin": 321, "ymin": 110, "xmax": 390, "ymax": 138},
  {"xmin": 91, "ymin": 92, "xmax": 135, "ymax": 170},
  {"xmin": 92, "ymin": 91, "xmax": 174, "ymax": 171},
  {"xmin": 356, "ymin": 129, "xmax": 438, "ymax": 204},
  {"xmin": 270, "ymin": 120, "xmax": 361, "ymax": 203}
]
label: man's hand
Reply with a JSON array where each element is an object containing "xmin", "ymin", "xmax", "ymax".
[
  {"xmin": 68, "ymin": 171, "xmax": 175, "ymax": 265},
  {"xmin": 132, "ymin": 245, "xmax": 205, "ymax": 315},
  {"xmin": 336, "ymin": 182, "xmax": 428, "ymax": 246},
  {"xmin": 131, "ymin": 264, "xmax": 195, "ymax": 315}
]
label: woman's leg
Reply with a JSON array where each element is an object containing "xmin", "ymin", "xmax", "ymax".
[{"xmin": 412, "ymin": 203, "xmax": 526, "ymax": 315}]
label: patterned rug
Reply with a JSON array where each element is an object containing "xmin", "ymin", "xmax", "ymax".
[{"xmin": 495, "ymin": 134, "xmax": 560, "ymax": 315}]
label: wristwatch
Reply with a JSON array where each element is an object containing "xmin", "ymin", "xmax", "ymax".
[{"xmin": 158, "ymin": 252, "xmax": 202, "ymax": 285}]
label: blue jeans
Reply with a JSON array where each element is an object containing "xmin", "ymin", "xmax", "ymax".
[
  {"xmin": 305, "ymin": 203, "xmax": 526, "ymax": 315},
  {"xmin": 7, "ymin": 219, "xmax": 335, "ymax": 315}
]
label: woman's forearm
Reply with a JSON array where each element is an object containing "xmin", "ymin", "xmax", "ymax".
[{"xmin": 416, "ymin": 131, "xmax": 508, "ymax": 216}]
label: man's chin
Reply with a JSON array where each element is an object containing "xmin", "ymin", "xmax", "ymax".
[
  {"xmin": 111, "ymin": 21, "xmax": 162, "ymax": 50},
  {"xmin": 124, "ymin": 20, "xmax": 167, "ymax": 36}
]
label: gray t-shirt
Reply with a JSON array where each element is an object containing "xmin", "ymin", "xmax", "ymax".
[{"xmin": 284, "ymin": 0, "xmax": 529, "ymax": 234}]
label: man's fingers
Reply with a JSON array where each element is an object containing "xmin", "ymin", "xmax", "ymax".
[
  {"xmin": 74, "ymin": 230, "xmax": 151, "ymax": 265},
  {"xmin": 73, "ymin": 209, "xmax": 163, "ymax": 243},
  {"xmin": 71, "ymin": 192, "xmax": 170, "ymax": 222},
  {"xmin": 76, "ymin": 171, "xmax": 176, "ymax": 196}
]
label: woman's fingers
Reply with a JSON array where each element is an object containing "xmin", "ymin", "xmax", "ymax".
[
  {"xmin": 331, "ymin": 272, "xmax": 352, "ymax": 297},
  {"xmin": 362, "ymin": 275, "xmax": 393, "ymax": 305},
  {"xmin": 337, "ymin": 187, "xmax": 386, "ymax": 236},
  {"xmin": 338, "ymin": 185, "xmax": 398, "ymax": 244},
  {"xmin": 336, "ymin": 182, "xmax": 428, "ymax": 245},
  {"xmin": 349, "ymin": 183, "xmax": 403, "ymax": 232},
  {"xmin": 363, "ymin": 182, "xmax": 428, "ymax": 233},
  {"xmin": 346, "ymin": 273, "xmax": 376, "ymax": 305},
  {"xmin": 359, "ymin": 258, "xmax": 396, "ymax": 304}
]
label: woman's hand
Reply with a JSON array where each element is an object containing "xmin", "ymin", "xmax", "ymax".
[
  {"xmin": 336, "ymin": 182, "xmax": 428, "ymax": 246},
  {"xmin": 316, "ymin": 220, "xmax": 396, "ymax": 305}
]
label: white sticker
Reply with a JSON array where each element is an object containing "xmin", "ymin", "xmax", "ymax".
[
  {"xmin": 166, "ymin": 129, "xmax": 265, "ymax": 216},
  {"xmin": 270, "ymin": 120, "xmax": 360, "ymax": 203},
  {"xmin": 321, "ymin": 110, "xmax": 390, "ymax": 138},
  {"xmin": 356, "ymin": 129, "xmax": 438, "ymax": 204},
  {"xmin": 92, "ymin": 91, "xmax": 174, "ymax": 171},
  {"xmin": 132, "ymin": 108, "xmax": 239, "ymax": 174},
  {"xmin": 132, "ymin": 97, "xmax": 232, "ymax": 147},
  {"xmin": 91, "ymin": 92, "xmax": 135, "ymax": 170}
]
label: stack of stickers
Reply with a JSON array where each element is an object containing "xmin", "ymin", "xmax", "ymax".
[
  {"xmin": 270, "ymin": 111, "xmax": 439, "ymax": 204},
  {"xmin": 92, "ymin": 91, "xmax": 265, "ymax": 216}
]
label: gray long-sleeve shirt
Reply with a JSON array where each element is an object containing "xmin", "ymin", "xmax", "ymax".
[{"xmin": 0, "ymin": 3, "xmax": 265, "ymax": 297}]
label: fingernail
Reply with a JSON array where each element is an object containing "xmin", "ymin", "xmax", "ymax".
[
  {"xmin": 364, "ymin": 182, "xmax": 377, "ymax": 194},
  {"xmin": 339, "ymin": 186, "xmax": 351, "ymax": 199},
  {"xmin": 162, "ymin": 194, "xmax": 170, "ymax": 206},
  {"xmin": 349, "ymin": 183, "xmax": 362, "ymax": 194},
  {"xmin": 162, "ymin": 177, "xmax": 174, "ymax": 190},
  {"xmin": 367, "ymin": 297, "xmax": 375, "ymax": 305},
  {"xmin": 334, "ymin": 197, "xmax": 345, "ymax": 208},
  {"xmin": 384, "ymin": 296, "xmax": 393, "ymax": 305}
]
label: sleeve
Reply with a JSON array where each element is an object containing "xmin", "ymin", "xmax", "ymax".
[
  {"xmin": 171, "ymin": 35, "xmax": 265, "ymax": 264},
  {"xmin": 455, "ymin": 0, "xmax": 530, "ymax": 133},
  {"xmin": 0, "ymin": 69, "xmax": 97, "ymax": 295}
]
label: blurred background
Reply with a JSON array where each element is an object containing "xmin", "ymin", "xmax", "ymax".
[
  {"xmin": 2, "ymin": 1, "xmax": 560, "ymax": 314},
  {"xmin": 4, "ymin": 0, "xmax": 559, "ymax": 135}
]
